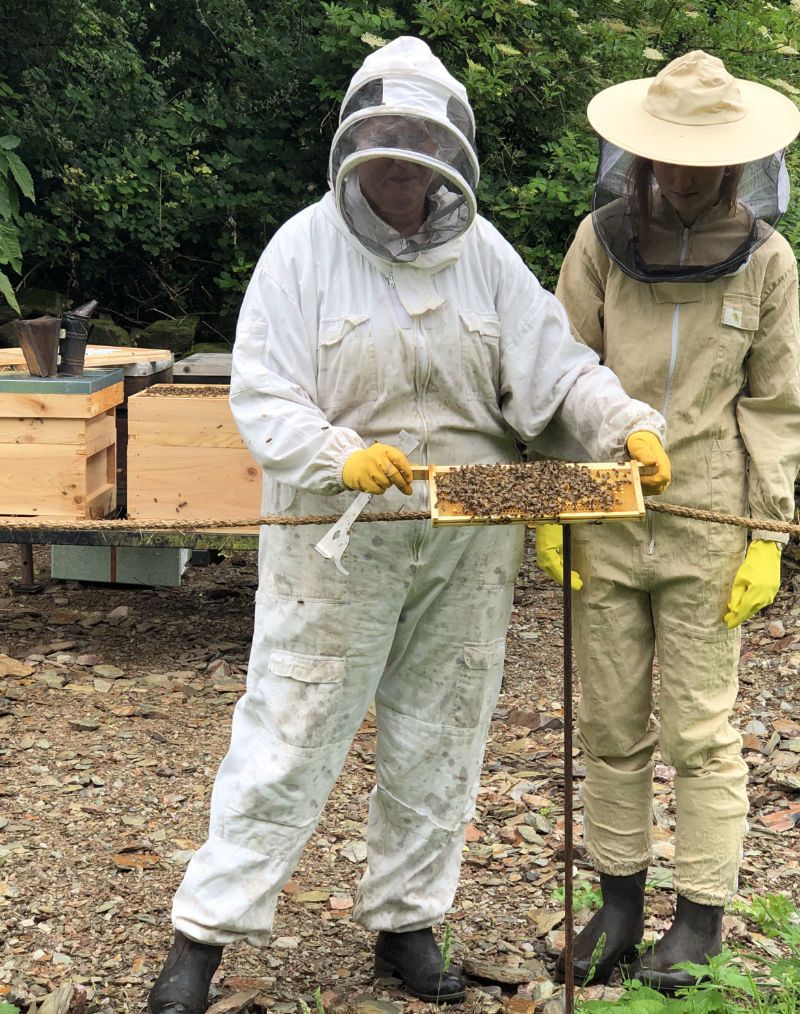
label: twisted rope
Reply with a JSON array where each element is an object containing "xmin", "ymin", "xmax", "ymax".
[
  {"xmin": 0, "ymin": 511, "xmax": 430, "ymax": 531},
  {"xmin": 0, "ymin": 502, "xmax": 796, "ymax": 534},
  {"xmin": 644, "ymin": 500, "xmax": 800, "ymax": 537}
]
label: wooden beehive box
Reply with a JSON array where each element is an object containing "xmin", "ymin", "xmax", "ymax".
[
  {"xmin": 126, "ymin": 384, "xmax": 262, "ymax": 521},
  {"xmin": 0, "ymin": 369, "xmax": 124, "ymax": 519}
]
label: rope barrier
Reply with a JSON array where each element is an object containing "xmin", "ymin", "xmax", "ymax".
[
  {"xmin": 0, "ymin": 511, "xmax": 430, "ymax": 531},
  {"xmin": 644, "ymin": 500, "xmax": 800, "ymax": 537},
  {"xmin": 0, "ymin": 501, "xmax": 796, "ymax": 534}
]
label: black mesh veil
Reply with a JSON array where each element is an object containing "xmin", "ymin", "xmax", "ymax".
[{"xmin": 591, "ymin": 140, "xmax": 789, "ymax": 283}]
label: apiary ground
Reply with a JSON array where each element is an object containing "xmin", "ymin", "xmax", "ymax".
[{"xmin": 0, "ymin": 532, "xmax": 798, "ymax": 1013}]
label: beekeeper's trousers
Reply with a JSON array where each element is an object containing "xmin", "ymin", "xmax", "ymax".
[
  {"xmin": 571, "ymin": 513, "xmax": 749, "ymax": 906},
  {"xmin": 172, "ymin": 517, "xmax": 524, "ymax": 945}
]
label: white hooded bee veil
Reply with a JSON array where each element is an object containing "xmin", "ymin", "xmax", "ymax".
[{"xmin": 329, "ymin": 37, "xmax": 479, "ymax": 263}]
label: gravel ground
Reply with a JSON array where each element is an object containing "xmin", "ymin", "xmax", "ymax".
[{"xmin": 0, "ymin": 533, "xmax": 798, "ymax": 1013}]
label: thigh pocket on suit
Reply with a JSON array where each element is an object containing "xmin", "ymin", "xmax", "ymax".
[
  {"xmin": 266, "ymin": 649, "xmax": 349, "ymax": 747},
  {"xmin": 450, "ymin": 638, "xmax": 506, "ymax": 729},
  {"xmin": 708, "ymin": 438, "xmax": 748, "ymax": 555}
]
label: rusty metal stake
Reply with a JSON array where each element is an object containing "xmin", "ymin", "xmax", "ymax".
[
  {"xmin": 20, "ymin": 543, "xmax": 34, "ymax": 586},
  {"xmin": 563, "ymin": 524, "xmax": 575, "ymax": 1014}
]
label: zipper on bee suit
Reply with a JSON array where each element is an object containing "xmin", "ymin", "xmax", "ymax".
[
  {"xmin": 389, "ymin": 270, "xmax": 429, "ymax": 557},
  {"xmin": 647, "ymin": 227, "xmax": 690, "ymax": 557},
  {"xmin": 412, "ymin": 290, "xmax": 432, "ymax": 557}
]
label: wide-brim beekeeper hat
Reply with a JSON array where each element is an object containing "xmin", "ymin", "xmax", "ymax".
[{"xmin": 587, "ymin": 50, "xmax": 800, "ymax": 166}]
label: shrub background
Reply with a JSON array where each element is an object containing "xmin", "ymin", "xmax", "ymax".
[{"xmin": 0, "ymin": 0, "xmax": 798, "ymax": 335}]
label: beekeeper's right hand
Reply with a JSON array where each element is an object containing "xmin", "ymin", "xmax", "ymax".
[
  {"xmin": 535, "ymin": 523, "xmax": 583, "ymax": 591},
  {"xmin": 342, "ymin": 444, "xmax": 414, "ymax": 495}
]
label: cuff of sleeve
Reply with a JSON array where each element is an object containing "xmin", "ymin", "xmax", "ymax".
[
  {"xmin": 751, "ymin": 529, "xmax": 790, "ymax": 546},
  {"xmin": 328, "ymin": 436, "xmax": 363, "ymax": 495}
]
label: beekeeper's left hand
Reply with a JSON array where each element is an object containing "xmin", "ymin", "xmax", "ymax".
[
  {"xmin": 626, "ymin": 430, "xmax": 671, "ymax": 495},
  {"xmin": 724, "ymin": 539, "xmax": 781, "ymax": 628},
  {"xmin": 535, "ymin": 523, "xmax": 583, "ymax": 591}
]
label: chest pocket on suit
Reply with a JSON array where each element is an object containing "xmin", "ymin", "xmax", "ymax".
[
  {"xmin": 317, "ymin": 313, "xmax": 378, "ymax": 411},
  {"xmin": 460, "ymin": 310, "xmax": 501, "ymax": 402},
  {"xmin": 713, "ymin": 294, "xmax": 759, "ymax": 378}
]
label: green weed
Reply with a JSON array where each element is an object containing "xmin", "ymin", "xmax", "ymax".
[
  {"xmin": 575, "ymin": 893, "xmax": 800, "ymax": 1013},
  {"xmin": 298, "ymin": 986, "xmax": 325, "ymax": 1014},
  {"xmin": 437, "ymin": 921, "xmax": 456, "ymax": 1002},
  {"xmin": 554, "ymin": 878, "xmax": 604, "ymax": 913}
]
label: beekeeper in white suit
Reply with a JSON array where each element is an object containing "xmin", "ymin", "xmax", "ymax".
[{"xmin": 149, "ymin": 36, "xmax": 669, "ymax": 1013}]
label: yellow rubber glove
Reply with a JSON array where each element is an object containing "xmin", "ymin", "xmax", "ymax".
[
  {"xmin": 342, "ymin": 443, "xmax": 413, "ymax": 495},
  {"xmin": 724, "ymin": 540, "xmax": 782, "ymax": 629},
  {"xmin": 535, "ymin": 523, "xmax": 583, "ymax": 591},
  {"xmin": 626, "ymin": 430, "xmax": 671, "ymax": 495}
]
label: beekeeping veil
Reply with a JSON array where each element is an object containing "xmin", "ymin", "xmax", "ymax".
[
  {"xmin": 329, "ymin": 36, "xmax": 479, "ymax": 263},
  {"xmin": 585, "ymin": 51, "xmax": 800, "ymax": 283}
]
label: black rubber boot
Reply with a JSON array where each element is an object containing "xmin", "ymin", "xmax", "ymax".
[
  {"xmin": 148, "ymin": 930, "xmax": 223, "ymax": 1014},
  {"xmin": 374, "ymin": 928, "xmax": 466, "ymax": 1004},
  {"xmin": 627, "ymin": 895, "xmax": 723, "ymax": 993},
  {"xmin": 555, "ymin": 870, "xmax": 647, "ymax": 986}
]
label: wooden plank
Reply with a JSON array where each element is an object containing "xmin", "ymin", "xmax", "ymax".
[
  {"xmin": 0, "ymin": 382, "xmax": 123, "ymax": 419},
  {"xmin": 128, "ymin": 386, "xmax": 243, "ymax": 447},
  {"xmin": 88, "ymin": 382, "xmax": 125, "ymax": 418},
  {"xmin": 84, "ymin": 413, "xmax": 117, "ymax": 457},
  {"xmin": 85, "ymin": 483, "xmax": 116, "ymax": 520},
  {"xmin": 173, "ymin": 352, "xmax": 232, "ymax": 378},
  {"xmin": 85, "ymin": 443, "xmax": 115, "ymax": 497},
  {"xmin": 127, "ymin": 445, "xmax": 262, "ymax": 521},
  {"xmin": 0, "ymin": 416, "xmax": 88, "ymax": 446},
  {"xmin": 0, "ymin": 412, "xmax": 114, "ymax": 452},
  {"xmin": 0, "ymin": 345, "xmax": 173, "ymax": 369},
  {"xmin": 0, "ymin": 444, "xmax": 85, "ymax": 516}
]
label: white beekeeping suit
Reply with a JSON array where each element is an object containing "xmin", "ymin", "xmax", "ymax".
[{"xmin": 154, "ymin": 35, "xmax": 665, "ymax": 1012}]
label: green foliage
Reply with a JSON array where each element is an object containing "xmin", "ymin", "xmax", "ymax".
[
  {"xmin": 298, "ymin": 986, "xmax": 325, "ymax": 1014},
  {"xmin": 553, "ymin": 876, "xmax": 604, "ymax": 912},
  {"xmin": 0, "ymin": 133, "xmax": 34, "ymax": 311},
  {"xmin": 437, "ymin": 920, "xmax": 456, "ymax": 1001},
  {"xmin": 0, "ymin": 0, "xmax": 332, "ymax": 322},
  {"xmin": 576, "ymin": 894, "xmax": 800, "ymax": 1014},
  {"xmin": 0, "ymin": 1003, "xmax": 20, "ymax": 1014},
  {"xmin": 440, "ymin": 920, "xmax": 454, "ymax": 972},
  {"xmin": 733, "ymin": 892, "xmax": 800, "ymax": 949},
  {"xmin": 0, "ymin": 0, "xmax": 797, "ymax": 320}
]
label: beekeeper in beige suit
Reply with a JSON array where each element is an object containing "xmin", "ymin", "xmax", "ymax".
[{"xmin": 536, "ymin": 52, "xmax": 800, "ymax": 992}]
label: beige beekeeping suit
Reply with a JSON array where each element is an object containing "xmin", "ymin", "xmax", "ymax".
[{"xmin": 556, "ymin": 202, "xmax": 800, "ymax": 903}]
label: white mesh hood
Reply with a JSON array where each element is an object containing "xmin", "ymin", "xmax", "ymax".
[
  {"xmin": 329, "ymin": 37, "xmax": 478, "ymax": 263},
  {"xmin": 592, "ymin": 139, "xmax": 789, "ymax": 282}
]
